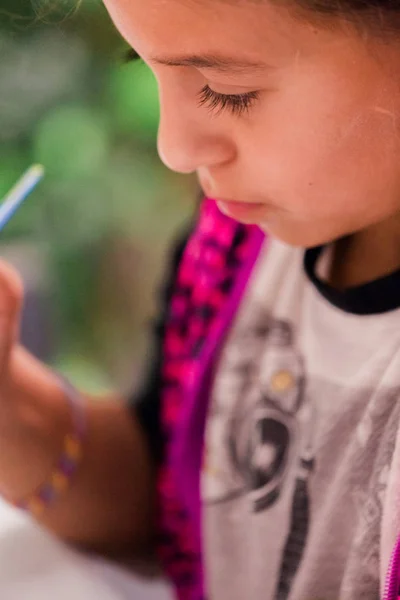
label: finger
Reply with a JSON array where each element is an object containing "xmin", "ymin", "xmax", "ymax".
[{"xmin": 0, "ymin": 260, "xmax": 23, "ymax": 375}]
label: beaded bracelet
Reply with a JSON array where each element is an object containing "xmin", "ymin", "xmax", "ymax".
[{"xmin": 1, "ymin": 376, "xmax": 86, "ymax": 518}]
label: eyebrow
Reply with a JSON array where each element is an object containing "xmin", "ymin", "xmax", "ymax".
[{"xmin": 125, "ymin": 48, "xmax": 268, "ymax": 73}]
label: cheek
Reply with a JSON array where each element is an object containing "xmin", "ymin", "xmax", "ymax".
[{"xmin": 248, "ymin": 102, "xmax": 400, "ymax": 221}]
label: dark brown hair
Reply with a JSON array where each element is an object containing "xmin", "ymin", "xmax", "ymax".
[
  {"xmin": 286, "ymin": 0, "xmax": 400, "ymax": 33},
  {"xmin": 32, "ymin": 0, "xmax": 81, "ymax": 22},
  {"xmin": 298, "ymin": 0, "xmax": 399, "ymax": 11}
]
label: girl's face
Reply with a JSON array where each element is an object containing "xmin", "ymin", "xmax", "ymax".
[{"xmin": 104, "ymin": 0, "xmax": 400, "ymax": 247}]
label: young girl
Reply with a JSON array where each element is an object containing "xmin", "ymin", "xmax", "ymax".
[{"xmin": 1, "ymin": 0, "xmax": 400, "ymax": 599}]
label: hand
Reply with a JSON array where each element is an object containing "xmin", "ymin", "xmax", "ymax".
[
  {"xmin": 0, "ymin": 260, "xmax": 69, "ymax": 500},
  {"xmin": 0, "ymin": 260, "xmax": 154, "ymax": 548}
]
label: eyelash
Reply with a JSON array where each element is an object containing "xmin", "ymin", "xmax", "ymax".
[
  {"xmin": 197, "ymin": 85, "xmax": 260, "ymax": 117},
  {"xmin": 123, "ymin": 50, "xmax": 260, "ymax": 118}
]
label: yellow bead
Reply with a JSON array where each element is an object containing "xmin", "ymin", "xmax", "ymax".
[
  {"xmin": 65, "ymin": 435, "xmax": 82, "ymax": 460},
  {"xmin": 51, "ymin": 471, "xmax": 69, "ymax": 492},
  {"xmin": 28, "ymin": 497, "xmax": 45, "ymax": 517}
]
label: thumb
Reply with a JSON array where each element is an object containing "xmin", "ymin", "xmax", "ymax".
[{"xmin": 0, "ymin": 260, "xmax": 23, "ymax": 377}]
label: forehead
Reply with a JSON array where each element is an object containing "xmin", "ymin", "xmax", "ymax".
[{"xmin": 103, "ymin": 0, "xmax": 319, "ymax": 65}]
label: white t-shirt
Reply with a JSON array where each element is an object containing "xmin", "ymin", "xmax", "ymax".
[{"xmin": 202, "ymin": 239, "xmax": 400, "ymax": 600}]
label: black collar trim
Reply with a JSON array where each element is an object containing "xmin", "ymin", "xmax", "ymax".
[{"xmin": 304, "ymin": 246, "xmax": 400, "ymax": 315}]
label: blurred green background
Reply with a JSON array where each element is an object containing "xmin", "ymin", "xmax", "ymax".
[{"xmin": 0, "ymin": 0, "xmax": 197, "ymax": 395}]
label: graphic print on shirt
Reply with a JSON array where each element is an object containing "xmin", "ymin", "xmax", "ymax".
[
  {"xmin": 203, "ymin": 308, "xmax": 316, "ymax": 598},
  {"xmin": 202, "ymin": 300, "xmax": 400, "ymax": 600}
]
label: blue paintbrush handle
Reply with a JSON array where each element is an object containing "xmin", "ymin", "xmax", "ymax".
[{"xmin": 0, "ymin": 165, "xmax": 45, "ymax": 231}]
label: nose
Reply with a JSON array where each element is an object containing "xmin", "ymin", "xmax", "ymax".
[{"xmin": 157, "ymin": 88, "xmax": 236, "ymax": 174}]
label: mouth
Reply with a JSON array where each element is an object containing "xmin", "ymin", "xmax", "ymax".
[{"xmin": 214, "ymin": 198, "xmax": 267, "ymax": 222}]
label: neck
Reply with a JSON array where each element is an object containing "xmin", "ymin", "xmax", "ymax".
[{"xmin": 328, "ymin": 213, "xmax": 400, "ymax": 289}]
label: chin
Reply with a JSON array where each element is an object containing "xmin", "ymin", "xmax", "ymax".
[{"xmin": 258, "ymin": 221, "xmax": 342, "ymax": 250}]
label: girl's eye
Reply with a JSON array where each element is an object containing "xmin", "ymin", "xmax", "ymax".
[{"xmin": 197, "ymin": 85, "xmax": 260, "ymax": 117}]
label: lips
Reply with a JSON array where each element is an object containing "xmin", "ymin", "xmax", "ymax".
[{"xmin": 214, "ymin": 198, "xmax": 266, "ymax": 222}]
